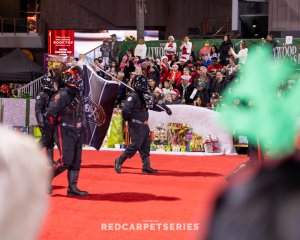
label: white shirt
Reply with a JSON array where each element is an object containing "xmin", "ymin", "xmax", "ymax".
[
  {"xmin": 134, "ymin": 43, "xmax": 147, "ymax": 59},
  {"xmin": 180, "ymin": 42, "xmax": 192, "ymax": 55},
  {"xmin": 162, "ymin": 87, "xmax": 173, "ymax": 101},
  {"xmin": 232, "ymin": 48, "xmax": 248, "ymax": 64},
  {"xmin": 164, "ymin": 42, "xmax": 177, "ymax": 55}
]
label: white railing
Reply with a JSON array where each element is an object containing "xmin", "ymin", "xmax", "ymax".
[
  {"xmin": 85, "ymin": 46, "xmax": 102, "ymax": 62},
  {"xmin": 17, "ymin": 75, "xmax": 45, "ymax": 98},
  {"xmin": 84, "ymin": 44, "xmax": 166, "ymax": 62}
]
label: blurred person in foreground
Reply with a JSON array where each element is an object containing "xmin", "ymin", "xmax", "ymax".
[
  {"xmin": 205, "ymin": 46, "xmax": 300, "ymax": 240},
  {"xmin": 0, "ymin": 125, "xmax": 48, "ymax": 240}
]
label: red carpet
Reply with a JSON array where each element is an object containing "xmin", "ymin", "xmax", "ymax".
[{"xmin": 39, "ymin": 150, "xmax": 246, "ymax": 240}]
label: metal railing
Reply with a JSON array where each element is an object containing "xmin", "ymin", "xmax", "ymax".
[
  {"xmin": 85, "ymin": 45, "xmax": 102, "ymax": 61},
  {"xmin": 202, "ymin": 17, "xmax": 231, "ymax": 38},
  {"xmin": 85, "ymin": 43, "xmax": 165, "ymax": 61},
  {"xmin": 0, "ymin": 16, "xmax": 39, "ymax": 35},
  {"xmin": 17, "ymin": 75, "xmax": 45, "ymax": 99}
]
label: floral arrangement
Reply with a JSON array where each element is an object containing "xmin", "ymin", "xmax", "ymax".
[
  {"xmin": 168, "ymin": 123, "xmax": 193, "ymax": 147},
  {"xmin": 151, "ymin": 122, "xmax": 168, "ymax": 151},
  {"xmin": 188, "ymin": 133, "xmax": 205, "ymax": 152},
  {"xmin": 151, "ymin": 123, "xmax": 220, "ymax": 153},
  {"xmin": 153, "ymin": 122, "xmax": 168, "ymax": 145}
]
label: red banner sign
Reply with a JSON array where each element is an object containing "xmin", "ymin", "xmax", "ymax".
[{"xmin": 48, "ymin": 30, "xmax": 74, "ymax": 56}]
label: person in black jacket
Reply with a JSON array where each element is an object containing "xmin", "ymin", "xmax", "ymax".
[
  {"xmin": 219, "ymin": 34, "xmax": 233, "ymax": 66},
  {"xmin": 176, "ymin": 76, "xmax": 194, "ymax": 104},
  {"xmin": 192, "ymin": 81, "xmax": 210, "ymax": 106},
  {"xmin": 46, "ymin": 66, "xmax": 87, "ymax": 196},
  {"xmin": 210, "ymin": 71, "xmax": 229, "ymax": 97},
  {"xmin": 114, "ymin": 74, "xmax": 172, "ymax": 174},
  {"xmin": 35, "ymin": 75, "xmax": 56, "ymax": 167}
]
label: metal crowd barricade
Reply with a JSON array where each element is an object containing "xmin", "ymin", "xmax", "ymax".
[{"xmin": 17, "ymin": 75, "xmax": 45, "ymax": 99}]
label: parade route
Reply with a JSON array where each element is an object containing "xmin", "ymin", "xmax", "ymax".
[{"xmin": 40, "ymin": 150, "xmax": 246, "ymax": 240}]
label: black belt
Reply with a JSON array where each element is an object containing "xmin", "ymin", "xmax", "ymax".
[{"xmin": 131, "ymin": 119, "xmax": 148, "ymax": 125}]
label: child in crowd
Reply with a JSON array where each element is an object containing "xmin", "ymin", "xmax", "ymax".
[{"xmin": 100, "ymin": 40, "xmax": 111, "ymax": 67}]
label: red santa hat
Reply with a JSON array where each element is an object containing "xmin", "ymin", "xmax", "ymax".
[
  {"xmin": 161, "ymin": 56, "xmax": 168, "ymax": 62},
  {"xmin": 179, "ymin": 56, "xmax": 187, "ymax": 62},
  {"xmin": 171, "ymin": 89, "xmax": 180, "ymax": 97}
]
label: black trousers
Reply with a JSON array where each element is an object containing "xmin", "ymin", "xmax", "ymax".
[
  {"xmin": 54, "ymin": 125, "xmax": 82, "ymax": 171},
  {"xmin": 122, "ymin": 122, "xmax": 150, "ymax": 160},
  {"xmin": 40, "ymin": 124, "xmax": 55, "ymax": 149}
]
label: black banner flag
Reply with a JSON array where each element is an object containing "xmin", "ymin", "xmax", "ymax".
[{"xmin": 82, "ymin": 65, "xmax": 119, "ymax": 150}]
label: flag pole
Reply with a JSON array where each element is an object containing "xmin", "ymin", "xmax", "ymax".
[
  {"xmin": 88, "ymin": 63, "xmax": 166, "ymax": 111},
  {"xmin": 89, "ymin": 63, "xmax": 135, "ymax": 91}
]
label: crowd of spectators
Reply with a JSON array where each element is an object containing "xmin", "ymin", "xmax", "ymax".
[
  {"xmin": 0, "ymin": 83, "xmax": 20, "ymax": 98},
  {"xmin": 92, "ymin": 33, "xmax": 249, "ymax": 109},
  {"xmin": 57, "ymin": 33, "xmax": 281, "ymax": 110}
]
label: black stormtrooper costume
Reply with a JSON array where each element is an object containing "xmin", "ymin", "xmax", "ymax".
[{"xmin": 114, "ymin": 74, "xmax": 172, "ymax": 174}]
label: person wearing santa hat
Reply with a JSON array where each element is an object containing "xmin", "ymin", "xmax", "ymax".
[
  {"xmin": 167, "ymin": 64, "xmax": 182, "ymax": 88},
  {"xmin": 177, "ymin": 56, "xmax": 187, "ymax": 73},
  {"xmin": 165, "ymin": 89, "xmax": 181, "ymax": 105},
  {"xmin": 153, "ymin": 87, "xmax": 165, "ymax": 104},
  {"xmin": 159, "ymin": 56, "xmax": 170, "ymax": 82},
  {"xmin": 180, "ymin": 36, "xmax": 192, "ymax": 61},
  {"xmin": 164, "ymin": 35, "xmax": 177, "ymax": 61}
]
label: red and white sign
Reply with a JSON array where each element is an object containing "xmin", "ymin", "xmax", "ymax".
[{"xmin": 48, "ymin": 30, "xmax": 74, "ymax": 56}]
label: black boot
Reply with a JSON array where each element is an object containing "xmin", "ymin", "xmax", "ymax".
[
  {"xmin": 114, "ymin": 155, "xmax": 127, "ymax": 174},
  {"xmin": 67, "ymin": 170, "xmax": 88, "ymax": 197},
  {"xmin": 46, "ymin": 148, "xmax": 56, "ymax": 167},
  {"xmin": 48, "ymin": 163, "xmax": 67, "ymax": 195},
  {"xmin": 142, "ymin": 157, "xmax": 158, "ymax": 174},
  {"xmin": 47, "ymin": 170, "xmax": 53, "ymax": 195}
]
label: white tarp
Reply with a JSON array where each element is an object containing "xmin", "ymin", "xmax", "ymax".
[{"xmin": 149, "ymin": 105, "xmax": 236, "ymax": 155}]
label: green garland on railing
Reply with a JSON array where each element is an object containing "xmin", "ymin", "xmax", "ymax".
[{"xmin": 25, "ymin": 96, "xmax": 30, "ymax": 127}]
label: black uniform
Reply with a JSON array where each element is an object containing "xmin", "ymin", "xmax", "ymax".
[
  {"xmin": 114, "ymin": 74, "xmax": 172, "ymax": 174},
  {"xmin": 35, "ymin": 88, "xmax": 55, "ymax": 165},
  {"xmin": 46, "ymin": 86, "xmax": 87, "ymax": 196}
]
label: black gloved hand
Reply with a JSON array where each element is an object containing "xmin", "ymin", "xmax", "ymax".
[{"xmin": 165, "ymin": 106, "xmax": 172, "ymax": 116}]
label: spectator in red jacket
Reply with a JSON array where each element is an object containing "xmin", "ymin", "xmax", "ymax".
[
  {"xmin": 159, "ymin": 56, "xmax": 170, "ymax": 82},
  {"xmin": 207, "ymin": 57, "xmax": 223, "ymax": 77},
  {"xmin": 167, "ymin": 64, "xmax": 182, "ymax": 87},
  {"xmin": 176, "ymin": 67, "xmax": 191, "ymax": 86}
]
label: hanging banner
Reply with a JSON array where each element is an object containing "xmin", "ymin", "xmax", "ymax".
[
  {"xmin": 43, "ymin": 54, "xmax": 67, "ymax": 71},
  {"xmin": 48, "ymin": 30, "xmax": 75, "ymax": 56}
]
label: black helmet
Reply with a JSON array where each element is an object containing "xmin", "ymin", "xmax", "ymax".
[
  {"xmin": 41, "ymin": 75, "xmax": 53, "ymax": 90},
  {"xmin": 132, "ymin": 74, "xmax": 149, "ymax": 93},
  {"xmin": 63, "ymin": 66, "xmax": 84, "ymax": 91}
]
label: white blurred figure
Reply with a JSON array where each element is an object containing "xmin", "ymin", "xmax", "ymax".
[{"xmin": 0, "ymin": 126, "xmax": 48, "ymax": 240}]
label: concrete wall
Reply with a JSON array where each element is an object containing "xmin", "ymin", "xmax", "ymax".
[
  {"xmin": 0, "ymin": 0, "xmax": 20, "ymax": 18},
  {"xmin": 40, "ymin": 0, "xmax": 232, "ymax": 39},
  {"xmin": 269, "ymin": 0, "xmax": 300, "ymax": 37}
]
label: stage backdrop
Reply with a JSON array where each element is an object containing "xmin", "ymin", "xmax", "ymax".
[{"xmin": 149, "ymin": 105, "xmax": 236, "ymax": 155}]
